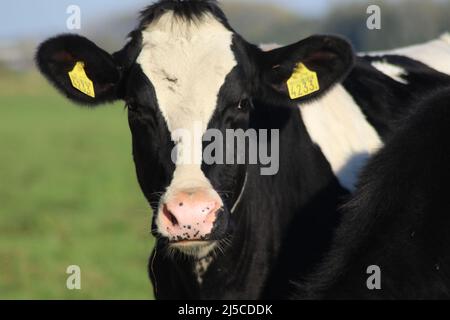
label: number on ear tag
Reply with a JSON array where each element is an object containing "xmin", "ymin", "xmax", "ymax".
[
  {"xmin": 68, "ymin": 61, "xmax": 96, "ymax": 98},
  {"xmin": 286, "ymin": 63, "xmax": 320, "ymax": 99}
]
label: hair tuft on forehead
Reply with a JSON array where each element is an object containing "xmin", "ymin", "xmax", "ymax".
[{"xmin": 139, "ymin": 0, "xmax": 230, "ymax": 30}]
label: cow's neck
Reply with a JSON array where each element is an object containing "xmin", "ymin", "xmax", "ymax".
[
  {"xmin": 300, "ymin": 56, "xmax": 450, "ymax": 192},
  {"xmin": 299, "ymin": 84, "xmax": 383, "ymax": 192}
]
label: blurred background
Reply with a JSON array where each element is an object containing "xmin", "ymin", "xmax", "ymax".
[{"xmin": 0, "ymin": 0, "xmax": 449, "ymax": 300}]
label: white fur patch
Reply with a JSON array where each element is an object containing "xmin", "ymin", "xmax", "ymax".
[
  {"xmin": 195, "ymin": 255, "xmax": 214, "ymax": 285},
  {"xmin": 300, "ymin": 85, "xmax": 383, "ymax": 191},
  {"xmin": 364, "ymin": 33, "xmax": 450, "ymax": 76},
  {"xmin": 137, "ymin": 13, "xmax": 236, "ymax": 209},
  {"xmin": 371, "ymin": 61, "xmax": 408, "ymax": 84}
]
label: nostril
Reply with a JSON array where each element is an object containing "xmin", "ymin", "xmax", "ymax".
[{"xmin": 163, "ymin": 205, "xmax": 179, "ymax": 227}]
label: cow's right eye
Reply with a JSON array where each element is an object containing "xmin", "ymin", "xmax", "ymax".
[{"xmin": 237, "ymin": 99, "xmax": 252, "ymax": 112}]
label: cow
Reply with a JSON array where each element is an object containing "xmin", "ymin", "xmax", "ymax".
[
  {"xmin": 295, "ymin": 87, "xmax": 450, "ymax": 300},
  {"xmin": 35, "ymin": 0, "xmax": 450, "ymax": 299}
]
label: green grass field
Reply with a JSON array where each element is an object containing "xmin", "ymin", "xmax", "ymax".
[{"xmin": 0, "ymin": 70, "xmax": 155, "ymax": 299}]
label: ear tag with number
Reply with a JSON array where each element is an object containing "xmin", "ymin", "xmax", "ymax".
[
  {"xmin": 286, "ymin": 63, "xmax": 320, "ymax": 99},
  {"xmin": 68, "ymin": 61, "xmax": 96, "ymax": 98}
]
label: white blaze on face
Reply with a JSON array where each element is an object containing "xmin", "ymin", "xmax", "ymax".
[{"xmin": 137, "ymin": 12, "xmax": 237, "ymax": 205}]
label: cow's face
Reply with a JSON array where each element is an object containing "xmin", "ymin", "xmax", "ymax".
[
  {"xmin": 126, "ymin": 13, "xmax": 250, "ymax": 257},
  {"xmin": 36, "ymin": 3, "xmax": 354, "ymax": 257}
]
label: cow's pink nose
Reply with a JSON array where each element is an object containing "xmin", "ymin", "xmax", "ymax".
[{"xmin": 159, "ymin": 190, "xmax": 222, "ymax": 242}]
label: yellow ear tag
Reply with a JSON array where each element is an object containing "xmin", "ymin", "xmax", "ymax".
[
  {"xmin": 68, "ymin": 61, "xmax": 96, "ymax": 98},
  {"xmin": 286, "ymin": 63, "xmax": 320, "ymax": 99}
]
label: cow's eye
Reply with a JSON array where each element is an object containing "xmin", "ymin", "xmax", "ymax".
[{"xmin": 237, "ymin": 99, "xmax": 252, "ymax": 112}]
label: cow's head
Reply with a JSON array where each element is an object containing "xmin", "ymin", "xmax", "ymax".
[{"xmin": 36, "ymin": 0, "xmax": 354, "ymax": 257}]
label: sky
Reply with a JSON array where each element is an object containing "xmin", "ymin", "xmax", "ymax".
[{"xmin": 0, "ymin": 0, "xmax": 333, "ymax": 41}]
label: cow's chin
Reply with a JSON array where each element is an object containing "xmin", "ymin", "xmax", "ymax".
[{"xmin": 169, "ymin": 240, "xmax": 217, "ymax": 258}]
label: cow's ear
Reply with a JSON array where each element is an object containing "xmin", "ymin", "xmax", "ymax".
[
  {"xmin": 36, "ymin": 34, "xmax": 123, "ymax": 106},
  {"xmin": 256, "ymin": 35, "xmax": 354, "ymax": 105}
]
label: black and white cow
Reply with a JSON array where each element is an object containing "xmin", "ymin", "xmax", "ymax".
[
  {"xmin": 295, "ymin": 87, "xmax": 450, "ymax": 300},
  {"xmin": 295, "ymin": 33, "xmax": 450, "ymax": 191},
  {"xmin": 36, "ymin": 0, "xmax": 450, "ymax": 299}
]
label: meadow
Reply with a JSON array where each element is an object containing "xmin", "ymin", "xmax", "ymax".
[{"xmin": 0, "ymin": 70, "xmax": 155, "ymax": 299}]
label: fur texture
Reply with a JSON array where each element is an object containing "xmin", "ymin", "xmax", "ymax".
[{"xmin": 295, "ymin": 88, "xmax": 450, "ymax": 300}]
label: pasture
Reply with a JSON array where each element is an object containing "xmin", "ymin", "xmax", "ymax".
[{"xmin": 0, "ymin": 70, "xmax": 154, "ymax": 299}]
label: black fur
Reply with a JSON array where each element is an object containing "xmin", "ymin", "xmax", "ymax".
[
  {"xmin": 344, "ymin": 55, "xmax": 450, "ymax": 139},
  {"xmin": 295, "ymin": 88, "xmax": 450, "ymax": 300},
  {"xmin": 257, "ymin": 35, "xmax": 354, "ymax": 106},
  {"xmin": 36, "ymin": 34, "xmax": 123, "ymax": 105},
  {"xmin": 138, "ymin": 0, "xmax": 232, "ymax": 31}
]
